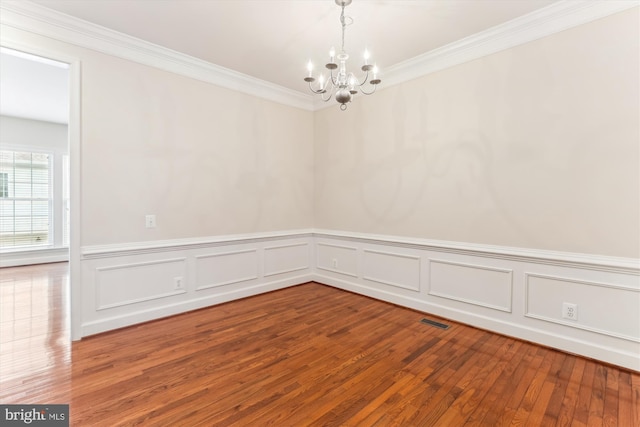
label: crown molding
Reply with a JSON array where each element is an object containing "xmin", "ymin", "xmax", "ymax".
[
  {"xmin": 315, "ymin": 0, "xmax": 639, "ymax": 110},
  {"xmin": 1, "ymin": 1, "xmax": 637, "ymax": 112},
  {"xmin": 382, "ymin": 0, "xmax": 639, "ymax": 88},
  {"xmin": 0, "ymin": 0, "xmax": 316, "ymax": 111}
]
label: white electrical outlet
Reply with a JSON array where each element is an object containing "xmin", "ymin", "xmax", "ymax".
[
  {"xmin": 174, "ymin": 276, "xmax": 184, "ymax": 290},
  {"xmin": 332, "ymin": 258, "xmax": 338, "ymax": 269},
  {"xmin": 562, "ymin": 302, "xmax": 578, "ymax": 320},
  {"xmin": 145, "ymin": 214, "xmax": 156, "ymax": 228}
]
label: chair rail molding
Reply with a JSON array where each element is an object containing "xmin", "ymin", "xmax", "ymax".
[{"xmin": 312, "ymin": 229, "xmax": 640, "ymax": 275}]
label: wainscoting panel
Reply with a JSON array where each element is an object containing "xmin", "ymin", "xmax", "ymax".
[
  {"xmin": 96, "ymin": 258, "xmax": 187, "ymax": 310},
  {"xmin": 195, "ymin": 249, "xmax": 258, "ymax": 290},
  {"xmin": 316, "ymin": 242, "xmax": 358, "ymax": 277},
  {"xmin": 363, "ymin": 249, "xmax": 420, "ymax": 291},
  {"xmin": 312, "ymin": 230, "xmax": 640, "ymax": 371},
  {"xmin": 80, "ymin": 231, "xmax": 313, "ymax": 337},
  {"xmin": 525, "ymin": 273, "xmax": 640, "ymax": 342},
  {"xmin": 429, "ymin": 259, "xmax": 512, "ymax": 312},
  {"xmin": 263, "ymin": 243, "xmax": 309, "ymax": 277},
  {"xmin": 79, "ymin": 229, "xmax": 639, "ymax": 370}
]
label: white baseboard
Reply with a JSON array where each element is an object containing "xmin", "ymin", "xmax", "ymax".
[{"xmin": 1, "ymin": 247, "xmax": 69, "ymax": 267}]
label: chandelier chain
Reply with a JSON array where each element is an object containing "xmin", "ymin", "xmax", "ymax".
[{"xmin": 340, "ymin": 4, "xmax": 346, "ymax": 53}]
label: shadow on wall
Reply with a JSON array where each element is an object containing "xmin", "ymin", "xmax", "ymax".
[
  {"xmin": 235, "ymin": 102, "xmax": 272, "ymax": 230},
  {"xmin": 344, "ymin": 86, "xmax": 540, "ymax": 246},
  {"xmin": 234, "ymin": 101, "xmax": 311, "ymax": 232}
]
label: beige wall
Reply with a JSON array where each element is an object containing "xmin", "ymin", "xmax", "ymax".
[
  {"xmin": 2, "ymin": 8, "xmax": 638, "ymax": 257},
  {"xmin": 81, "ymin": 55, "xmax": 314, "ymax": 245},
  {"xmin": 1, "ymin": 28, "xmax": 315, "ymax": 247},
  {"xmin": 314, "ymin": 8, "xmax": 639, "ymax": 258}
]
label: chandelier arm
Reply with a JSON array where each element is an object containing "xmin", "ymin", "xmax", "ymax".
[
  {"xmin": 308, "ymin": 81, "xmax": 327, "ymax": 95},
  {"xmin": 354, "ymin": 71, "xmax": 370, "ymax": 87},
  {"xmin": 318, "ymin": 83, "xmax": 334, "ymax": 102},
  {"xmin": 359, "ymin": 84, "xmax": 377, "ymax": 96},
  {"xmin": 329, "ymin": 68, "xmax": 339, "ymax": 87}
]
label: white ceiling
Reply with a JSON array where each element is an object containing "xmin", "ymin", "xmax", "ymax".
[
  {"xmin": 27, "ymin": 0, "xmax": 559, "ymax": 94},
  {"xmin": 2, "ymin": 0, "xmax": 570, "ymax": 124},
  {"xmin": 0, "ymin": 48, "xmax": 69, "ymax": 124}
]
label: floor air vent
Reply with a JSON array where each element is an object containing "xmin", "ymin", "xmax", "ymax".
[{"xmin": 420, "ymin": 318, "xmax": 450, "ymax": 329}]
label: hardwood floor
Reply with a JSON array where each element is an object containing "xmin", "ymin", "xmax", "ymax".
[{"xmin": 1, "ymin": 263, "xmax": 638, "ymax": 426}]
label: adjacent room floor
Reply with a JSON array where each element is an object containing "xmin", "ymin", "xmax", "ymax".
[{"xmin": 1, "ymin": 262, "xmax": 638, "ymax": 426}]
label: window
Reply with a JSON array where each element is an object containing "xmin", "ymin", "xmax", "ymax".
[
  {"xmin": 0, "ymin": 150, "xmax": 52, "ymax": 249},
  {"xmin": 0, "ymin": 172, "xmax": 8, "ymax": 198}
]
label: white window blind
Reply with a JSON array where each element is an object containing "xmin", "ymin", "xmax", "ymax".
[{"xmin": 0, "ymin": 150, "xmax": 52, "ymax": 249}]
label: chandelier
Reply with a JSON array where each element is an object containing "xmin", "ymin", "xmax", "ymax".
[{"xmin": 304, "ymin": 0, "xmax": 381, "ymax": 110}]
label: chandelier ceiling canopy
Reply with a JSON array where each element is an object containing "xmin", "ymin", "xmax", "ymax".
[{"xmin": 304, "ymin": 0, "xmax": 381, "ymax": 110}]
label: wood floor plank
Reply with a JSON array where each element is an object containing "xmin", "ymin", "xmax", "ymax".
[
  {"xmin": 419, "ymin": 336, "xmax": 517, "ymax": 426},
  {"xmin": 1, "ymin": 263, "xmax": 639, "ymax": 426},
  {"xmin": 499, "ymin": 347, "xmax": 556, "ymax": 426},
  {"xmin": 391, "ymin": 331, "xmax": 498, "ymax": 424},
  {"xmin": 460, "ymin": 339, "xmax": 528, "ymax": 426},
  {"xmin": 603, "ymin": 366, "xmax": 619, "ymax": 427},
  {"xmin": 555, "ymin": 357, "xmax": 587, "ymax": 427},
  {"xmin": 571, "ymin": 359, "xmax": 597, "ymax": 427},
  {"xmin": 586, "ymin": 364, "xmax": 607, "ymax": 426},
  {"xmin": 489, "ymin": 343, "xmax": 542, "ymax": 426},
  {"xmin": 541, "ymin": 352, "xmax": 573, "ymax": 425},
  {"xmin": 631, "ymin": 372, "xmax": 640, "ymax": 427},
  {"xmin": 616, "ymin": 370, "xmax": 632, "ymax": 427},
  {"xmin": 525, "ymin": 379, "xmax": 557, "ymax": 427}
]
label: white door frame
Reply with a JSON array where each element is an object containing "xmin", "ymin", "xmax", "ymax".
[{"xmin": 0, "ymin": 39, "xmax": 83, "ymax": 341}]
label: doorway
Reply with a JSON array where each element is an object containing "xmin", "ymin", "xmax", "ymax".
[{"xmin": 0, "ymin": 45, "xmax": 81, "ymax": 341}]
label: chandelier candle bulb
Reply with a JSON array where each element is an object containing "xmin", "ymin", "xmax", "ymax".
[
  {"xmin": 306, "ymin": 60, "xmax": 313, "ymax": 77},
  {"xmin": 329, "ymin": 47, "xmax": 335, "ymax": 62},
  {"xmin": 364, "ymin": 49, "xmax": 370, "ymax": 65}
]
